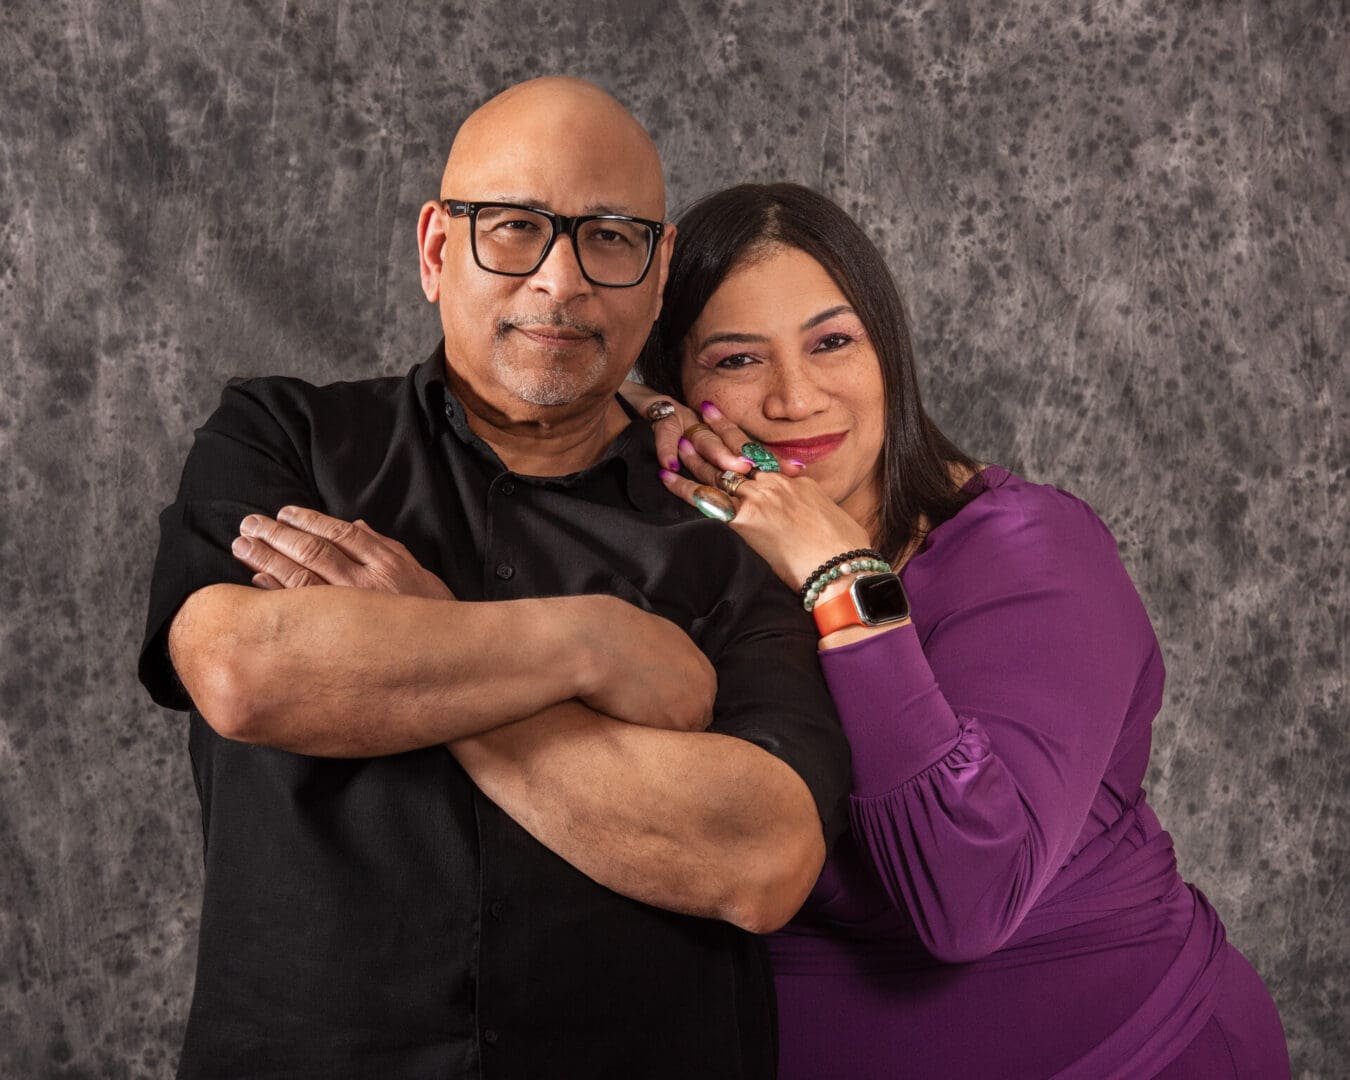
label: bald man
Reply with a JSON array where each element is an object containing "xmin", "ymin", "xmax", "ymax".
[{"xmin": 139, "ymin": 78, "xmax": 849, "ymax": 1079}]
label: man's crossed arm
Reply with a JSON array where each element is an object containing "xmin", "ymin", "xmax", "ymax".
[{"xmin": 168, "ymin": 506, "xmax": 828, "ymax": 932}]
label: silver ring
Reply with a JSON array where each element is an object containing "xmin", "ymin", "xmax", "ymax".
[{"xmin": 645, "ymin": 399, "xmax": 677, "ymax": 422}]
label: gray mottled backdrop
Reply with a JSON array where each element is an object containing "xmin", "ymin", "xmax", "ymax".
[{"xmin": 1, "ymin": 0, "xmax": 1345, "ymax": 1076}]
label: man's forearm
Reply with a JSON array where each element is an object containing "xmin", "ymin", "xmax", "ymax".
[
  {"xmin": 451, "ymin": 702, "xmax": 826, "ymax": 933},
  {"xmin": 169, "ymin": 583, "xmax": 602, "ymax": 756}
]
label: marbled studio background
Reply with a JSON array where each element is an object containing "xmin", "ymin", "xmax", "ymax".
[{"xmin": 0, "ymin": 0, "xmax": 1344, "ymax": 1075}]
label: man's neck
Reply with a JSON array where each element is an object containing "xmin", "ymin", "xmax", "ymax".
[{"xmin": 448, "ymin": 374, "xmax": 632, "ymax": 477}]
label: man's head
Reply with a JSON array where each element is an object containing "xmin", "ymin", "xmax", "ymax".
[{"xmin": 418, "ymin": 78, "xmax": 672, "ymax": 420}]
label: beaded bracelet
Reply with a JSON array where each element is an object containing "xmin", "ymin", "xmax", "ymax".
[
  {"xmin": 797, "ymin": 549, "xmax": 883, "ymax": 605},
  {"xmin": 802, "ymin": 557, "xmax": 893, "ymax": 612}
]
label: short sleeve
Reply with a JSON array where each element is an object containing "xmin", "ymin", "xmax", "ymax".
[
  {"xmin": 696, "ymin": 572, "xmax": 853, "ymax": 848},
  {"xmin": 138, "ymin": 380, "xmax": 319, "ymax": 710}
]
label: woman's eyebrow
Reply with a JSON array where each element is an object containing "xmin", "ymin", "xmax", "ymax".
[
  {"xmin": 801, "ymin": 305, "xmax": 855, "ymax": 331},
  {"xmin": 696, "ymin": 331, "xmax": 770, "ymax": 351}
]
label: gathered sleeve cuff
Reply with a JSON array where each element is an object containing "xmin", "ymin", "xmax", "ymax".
[{"xmin": 818, "ymin": 624, "xmax": 962, "ymax": 796}]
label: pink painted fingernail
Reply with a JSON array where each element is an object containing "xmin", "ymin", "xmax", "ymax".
[
  {"xmin": 658, "ymin": 468, "xmax": 677, "ymax": 481},
  {"xmin": 700, "ymin": 401, "xmax": 722, "ymax": 418},
  {"xmin": 667, "ymin": 458, "xmax": 680, "ymax": 470},
  {"xmin": 678, "ymin": 437, "xmax": 694, "ymax": 452}
]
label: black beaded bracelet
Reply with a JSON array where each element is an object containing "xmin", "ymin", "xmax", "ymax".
[{"xmin": 798, "ymin": 548, "xmax": 887, "ymax": 605}]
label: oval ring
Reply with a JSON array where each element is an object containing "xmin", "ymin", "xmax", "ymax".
[
  {"xmin": 691, "ymin": 485, "xmax": 736, "ymax": 523},
  {"xmin": 644, "ymin": 399, "xmax": 677, "ymax": 423}
]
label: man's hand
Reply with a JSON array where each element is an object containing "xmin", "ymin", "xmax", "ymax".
[
  {"xmin": 231, "ymin": 507, "xmax": 716, "ymax": 733},
  {"xmin": 231, "ymin": 506, "xmax": 455, "ymax": 600},
  {"xmin": 567, "ymin": 595, "xmax": 716, "ymax": 733}
]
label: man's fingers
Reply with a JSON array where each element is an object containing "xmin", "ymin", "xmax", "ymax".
[
  {"xmin": 232, "ymin": 534, "xmax": 327, "ymax": 588},
  {"xmin": 353, "ymin": 519, "xmax": 406, "ymax": 554},
  {"xmin": 238, "ymin": 514, "xmax": 363, "ymax": 583},
  {"xmin": 275, "ymin": 505, "xmax": 384, "ymax": 563}
]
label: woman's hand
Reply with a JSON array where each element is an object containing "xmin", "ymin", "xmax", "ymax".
[
  {"xmin": 619, "ymin": 378, "xmax": 770, "ymax": 478},
  {"xmin": 658, "ymin": 404, "xmax": 873, "ymax": 593}
]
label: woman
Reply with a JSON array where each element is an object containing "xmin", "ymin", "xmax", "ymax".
[{"xmin": 623, "ymin": 184, "xmax": 1289, "ymax": 1079}]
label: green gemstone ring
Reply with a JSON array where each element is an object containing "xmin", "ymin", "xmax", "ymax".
[{"xmin": 740, "ymin": 442, "xmax": 781, "ymax": 472}]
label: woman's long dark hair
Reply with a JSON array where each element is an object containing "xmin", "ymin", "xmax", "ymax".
[{"xmin": 636, "ymin": 183, "xmax": 982, "ymax": 563}]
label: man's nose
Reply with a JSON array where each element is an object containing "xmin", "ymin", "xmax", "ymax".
[{"xmin": 527, "ymin": 231, "xmax": 593, "ymax": 301}]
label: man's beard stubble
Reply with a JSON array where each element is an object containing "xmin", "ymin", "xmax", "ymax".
[{"xmin": 491, "ymin": 311, "xmax": 610, "ymax": 407}]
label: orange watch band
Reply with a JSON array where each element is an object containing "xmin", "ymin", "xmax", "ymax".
[{"xmin": 813, "ymin": 586, "xmax": 864, "ymax": 637}]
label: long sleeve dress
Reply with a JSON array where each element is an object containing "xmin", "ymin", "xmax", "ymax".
[{"xmin": 768, "ymin": 467, "xmax": 1289, "ymax": 1080}]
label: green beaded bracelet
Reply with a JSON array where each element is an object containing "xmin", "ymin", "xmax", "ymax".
[{"xmin": 802, "ymin": 558, "xmax": 892, "ymax": 611}]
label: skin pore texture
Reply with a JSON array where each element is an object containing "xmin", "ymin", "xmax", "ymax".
[{"xmin": 172, "ymin": 77, "xmax": 827, "ymax": 933}]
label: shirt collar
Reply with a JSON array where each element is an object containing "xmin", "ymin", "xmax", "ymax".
[{"xmin": 415, "ymin": 340, "xmax": 665, "ymax": 514}]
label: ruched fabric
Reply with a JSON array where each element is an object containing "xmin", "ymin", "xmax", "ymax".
[{"xmin": 768, "ymin": 468, "xmax": 1288, "ymax": 1079}]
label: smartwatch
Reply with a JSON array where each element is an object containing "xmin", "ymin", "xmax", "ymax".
[{"xmin": 813, "ymin": 572, "xmax": 911, "ymax": 637}]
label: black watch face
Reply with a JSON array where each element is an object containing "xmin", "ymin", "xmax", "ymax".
[{"xmin": 854, "ymin": 573, "xmax": 910, "ymax": 625}]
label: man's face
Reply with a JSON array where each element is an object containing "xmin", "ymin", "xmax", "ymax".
[{"xmin": 427, "ymin": 105, "xmax": 670, "ymax": 420}]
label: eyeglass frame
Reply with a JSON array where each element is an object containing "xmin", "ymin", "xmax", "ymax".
[{"xmin": 441, "ymin": 199, "xmax": 666, "ymax": 288}]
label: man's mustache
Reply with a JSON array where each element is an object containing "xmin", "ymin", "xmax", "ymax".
[{"xmin": 497, "ymin": 312, "xmax": 605, "ymax": 341}]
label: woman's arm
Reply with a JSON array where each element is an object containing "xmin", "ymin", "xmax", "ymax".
[{"xmin": 818, "ymin": 488, "xmax": 1158, "ymax": 962}]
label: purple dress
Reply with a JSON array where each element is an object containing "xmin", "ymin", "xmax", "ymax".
[{"xmin": 769, "ymin": 468, "xmax": 1289, "ymax": 1079}]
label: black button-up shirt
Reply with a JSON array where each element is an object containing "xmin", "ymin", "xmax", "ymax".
[{"xmin": 139, "ymin": 345, "xmax": 850, "ymax": 1080}]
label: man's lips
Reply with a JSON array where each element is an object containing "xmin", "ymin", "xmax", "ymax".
[
  {"xmin": 759, "ymin": 432, "xmax": 846, "ymax": 464},
  {"xmin": 514, "ymin": 326, "xmax": 596, "ymax": 347}
]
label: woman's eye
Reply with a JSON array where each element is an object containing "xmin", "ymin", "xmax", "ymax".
[
  {"xmin": 714, "ymin": 353, "xmax": 758, "ymax": 370},
  {"xmin": 815, "ymin": 332, "xmax": 854, "ymax": 352}
]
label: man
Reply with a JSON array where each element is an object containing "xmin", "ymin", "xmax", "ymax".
[{"xmin": 140, "ymin": 77, "xmax": 849, "ymax": 1079}]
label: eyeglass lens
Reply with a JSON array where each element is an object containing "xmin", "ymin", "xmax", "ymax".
[{"xmin": 473, "ymin": 207, "xmax": 653, "ymax": 285}]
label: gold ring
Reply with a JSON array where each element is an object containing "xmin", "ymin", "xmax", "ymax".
[
  {"xmin": 717, "ymin": 470, "xmax": 750, "ymax": 497},
  {"xmin": 682, "ymin": 422, "xmax": 714, "ymax": 440}
]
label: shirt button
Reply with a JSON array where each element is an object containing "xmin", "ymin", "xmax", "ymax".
[
  {"xmin": 483, "ymin": 1029, "xmax": 499, "ymax": 1045},
  {"xmin": 489, "ymin": 900, "xmax": 505, "ymax": 919},
  {"xmin": 495, "ymin": 564, "xmax": 514, "ymax": 580},
  {"xmin": 499, "ymin": 481, "xmax": 515, "ymax": 495}
]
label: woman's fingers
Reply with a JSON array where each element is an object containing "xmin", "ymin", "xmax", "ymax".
[
  {"xmin": 659, "ymin": 468, "xmax": 734, "ymax": 518},
  {"xmin": 646, "ymin": 399, "xmax": 700, "ymax": 471},
  {"xmin": 697, "ymin": 401, "xmax": 808, "ymax": 477}
]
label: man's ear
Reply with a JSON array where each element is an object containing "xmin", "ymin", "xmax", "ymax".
[
  {"xmin": 650, "ymin": 223, "xmax": 677, "ymax": 321},
  {"xmin": 418, "ymin": 201, "xmax": 447, "ymax": 302}
]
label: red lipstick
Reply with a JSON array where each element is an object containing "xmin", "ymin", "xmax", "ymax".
[{"xmin": 760, "ymin": 432, "xmax": 846, "ymax": 464}]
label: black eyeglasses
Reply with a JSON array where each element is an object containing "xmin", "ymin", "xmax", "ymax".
[{"xmin": 442, "ymin": 199, "xmax": 665, "ymax": 288}]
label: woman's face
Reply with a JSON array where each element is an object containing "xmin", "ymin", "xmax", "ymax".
[{"xmin": 680, "ymin": 245, "xmax": 887, "ymax": 528}]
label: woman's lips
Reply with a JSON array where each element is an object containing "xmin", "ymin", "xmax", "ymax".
[{"xmin": 760, "ymin": 433, "xmax": 846, "ymax": 464}]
